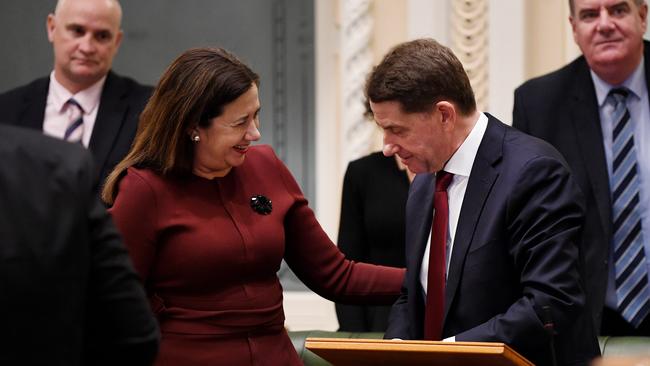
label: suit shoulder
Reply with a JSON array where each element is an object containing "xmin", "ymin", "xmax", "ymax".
[
  {"xmin": 0, "ymin": 124, "xmax": 92, "ymax": 173},
  {"xmin": 0, "ymin": 77, "xmax": 49, "ymax": 106},
  {"xmin": 106, "ymin": 71, "xmax": 153, "ymax": 98},
  {"xmin": 123, "ymin": 76, "xmax": 154, "ymax": 95},
  {"xmin": 350, "ymin": 151, "xmax": 388, "ymax": 167},
  {"xmin": 516, "ymin": 56, "xmax": 588, "ymax": 97},
  {"xmin": 347, "ymin": 151, "xmax": 395, "ymax": 175},
  {"xmin": 504, "ymin": 125, "xmax": 569, "ymax": 166}
]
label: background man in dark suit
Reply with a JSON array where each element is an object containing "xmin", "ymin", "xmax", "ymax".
[
  {"xmin": 367, "ymin": 38, "xmax": 599, "ymax": 365},
  {"xmin": 0, "ymin": 0, "xmax": 151, "ymax": 188},
  {"xmin": 514, "ymin": 0, "xmax": 650, "ymax": 336},
  {"xmin": 335, "ymin": 152, "xmax": 410, "ymax": 332},
  {"xmin": 0, "ymin": 124, "xmax": 159, "ymax": 365}
]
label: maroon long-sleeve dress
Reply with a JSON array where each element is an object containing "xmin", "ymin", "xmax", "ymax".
[{"xmin": 109, "ymin": 145, "xmax": 405, "ymax": 365}]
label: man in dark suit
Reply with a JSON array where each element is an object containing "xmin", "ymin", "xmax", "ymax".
[
  {"xmin": 336, "ymin": 152, "xmax": 410, "ymax": 332},
  {"xmin": 514, "ymin": 0, "xmax": 650, "ymax": 336},
  {"xmin": 0, "ymin": 0, "xmax": 151, "ymax": 188},
  {"xmin": 366, "ymin": 38, "xmax": 599, "ymax": 365},
  {"xmin": 0, "ymin": 124, "xmax": 159, "ymax": 365}
]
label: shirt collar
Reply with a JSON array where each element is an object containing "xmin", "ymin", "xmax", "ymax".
[
  {"xmin": 49, "ymin": 71, "xmax": 106, "ymax": 114},
  {"xmin": 442, "ymin": 112, "xmax": 488, "ymax": 178},
  {"xmin": 591, "ymin": 57, "xmax": 645, "ymax": 107}
]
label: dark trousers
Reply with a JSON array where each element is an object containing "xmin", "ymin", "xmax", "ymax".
[{"xmin": 601, "ymin": 307, "xmax": 650, "ymax": 336}]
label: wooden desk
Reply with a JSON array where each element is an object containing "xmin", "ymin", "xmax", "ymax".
[{"xmin": 305, "ymin": 338, "xmax": 533, "ymax": 366}]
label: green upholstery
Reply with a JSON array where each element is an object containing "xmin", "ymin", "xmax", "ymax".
[
  {"xmin": 289, "ymin": 331, "xmax": 650, "ymax": 366},
  {"xmin": 598, "ymin": 336, "xmax": 650, "ymax": 357},
  {"xmin": 290, "ymin": 330, "xmax": 383, "ymax": 366}
]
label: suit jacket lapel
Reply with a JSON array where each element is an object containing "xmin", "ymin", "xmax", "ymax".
[
  {"xmin": 19, "ymin": 78, "xmax": 49, "ymax": 130},
  {"xmin": 89, "ymin": 72, "xmax": 129, "ymax": 176},
  {"xmin": 443, "ymin": 116, "xmax": 500, "ymax": 323},
  {"xmin": 406, "ymin": 173, "xmax": 436, "ymax": 276},
  {"xmin": 569, "ymin": 62, "xmax": 612, "ymax": 237}
]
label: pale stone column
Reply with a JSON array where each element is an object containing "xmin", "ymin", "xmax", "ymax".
[
  {"xmin": 339, "ymin": 0, "xmax": 376, "ymax": 169},
  {"xmin": 450, "ymin": 0, "xmax": 490, "ymax": 111}
]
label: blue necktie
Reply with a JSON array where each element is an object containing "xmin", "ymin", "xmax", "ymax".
[
  {"xmin": 609, "ymin": 87, "xmax": 650, "ymax": 327},
  {"xmin": 64, "ymin": 98, "xmax": 84, "ymax": 143}
]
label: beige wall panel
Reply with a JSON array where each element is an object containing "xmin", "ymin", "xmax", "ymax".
[
  {"xmin": 372, "ymin": 0, "xmax": 408, "ymax": 63},
  {"xmin": 524, "ymin": 0, "xmax": 580, "ymax": 80}
]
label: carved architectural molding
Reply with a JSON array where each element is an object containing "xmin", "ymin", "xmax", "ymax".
[
  {"xmin": 339, "ymin": 0, "xmax": 375, "ymax": 167},
  {"xmin": 450, "ymin": 0, "xmax": 489, "ymax": 111}
]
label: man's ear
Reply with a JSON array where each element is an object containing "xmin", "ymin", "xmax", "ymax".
[
  {"xmin": 639, "ymin": 2, "xmax": 648, "ymax": 29},
  {"xmin": 569, "ymin": 14, "xmax": 579, "ymax": 44},
  {"xmin": 435, "ymin": 101, "xmax": 457, "ymax": 128},
  {"xmin": 46, "ymin": 14, "xmax": 56, "ymax": 43},
  {"xmin": 114, "ymin": 29, "xmax": 124, "ymax": 50}
]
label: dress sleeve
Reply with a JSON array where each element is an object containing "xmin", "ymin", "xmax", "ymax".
[
  {"xmin": 108, "ymin": 170, "xmax": 159, "ymax": 283},
  {"xmin": 273, "ymin": 152, "xmax": 405, "ymax": 305}
]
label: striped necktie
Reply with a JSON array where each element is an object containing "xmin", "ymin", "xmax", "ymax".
[
  {"xmin": 609, "ymin": 87, "xmax": 650, "ymax": 327},
  {"xmin": 64, "ymin": 98, "xmax": 84, "ymax": 143}
]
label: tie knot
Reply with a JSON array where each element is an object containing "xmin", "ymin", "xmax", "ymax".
[
  {"xmin": 67, "ymin": 98, "xmax": 83, "ymax": 113},
  {"xmin": 435, "ymin": 171, "xmax": 453, "ymax": 192},
  {"xmin": 64, "ymin": 98, "xmax": 85, "ymax": 143},
  {"xmin": 608, "ymin": 88, "xmax": 630, "ymax": 105}
]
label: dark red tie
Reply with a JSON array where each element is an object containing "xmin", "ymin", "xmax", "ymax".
[{"xmin": 424, "ymin": 171, "xmax": 453, "ymax": 340}]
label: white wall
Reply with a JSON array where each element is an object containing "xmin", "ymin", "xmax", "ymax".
[{"xmin": 488, "ymin": 0, "xmax": 525, "ymax": 123}]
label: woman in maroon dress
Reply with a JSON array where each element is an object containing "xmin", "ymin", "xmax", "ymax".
[{"xmin": 102, "ymin": 48, "xmax": 404, "ymax": 365}]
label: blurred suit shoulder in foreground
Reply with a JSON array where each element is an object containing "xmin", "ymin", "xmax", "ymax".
[{"xmin": 0, "ymin": 124, "xmax": 159, "ymax": 366}]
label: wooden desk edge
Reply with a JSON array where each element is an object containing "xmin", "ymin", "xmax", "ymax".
[{"xmin": 305, "ymin": 338, "xmax": 533, "ymax": 365}]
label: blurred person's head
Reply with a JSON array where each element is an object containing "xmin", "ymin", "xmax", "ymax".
[
  {"xmin": 102, "ymin": 47, "xmax": 260, "ymax": 204},
  {"xmin": 365, "ymin": 38, "xmax": 477, "ymax": 174},
  {"xmin": 569, "ymin": 0, "xmax": 647, "ymax": 85},
  {"xmin": 47, "ymin": 0, "xmax": 123, "ymax": 93}
]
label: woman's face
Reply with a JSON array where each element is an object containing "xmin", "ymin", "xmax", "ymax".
[{"xmin": 192, "ymin": 83, "xmax": 261, "ymax": 179}]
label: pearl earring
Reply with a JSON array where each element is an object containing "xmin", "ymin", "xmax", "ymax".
[{"xmin": 192, "ymin": 134, "xmax": 200, "ymax": 143}]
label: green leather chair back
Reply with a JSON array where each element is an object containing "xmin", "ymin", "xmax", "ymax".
[
  {"xmin": 598, "ymin": 336, "xmax": 650, "ymax": 357},
  {"xmin": 290, "ymin": 330, "xmax": 383, "ymax": 366}
]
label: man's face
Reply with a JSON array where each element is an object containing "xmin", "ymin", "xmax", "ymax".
[
  {"xmin": 570, "ymin": 0, "xmax": 647, "ymax": 82},
  {"xmin": 370, "ymin": 100, "xmax": 453, "ymax": 174},
  {"xmin": 47, "ymin": 0, "xmax": 123, "ymax": 92}
]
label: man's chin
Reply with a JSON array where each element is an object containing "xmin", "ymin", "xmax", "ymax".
[
  {"xmin": 68, "ymin": 69, "xmax": 106, "ymax": 85},
  {"xmin": 405, "ymin": 164, "xmax": 426, "ymax": 174},
  {"xmin": 590, "ymin": 47, "xmax": 627, "ymax": 65}
]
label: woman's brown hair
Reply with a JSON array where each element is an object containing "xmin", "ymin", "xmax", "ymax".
[{"xmin": 101, "ymin": 47, "xmax": 259, "ymax": 204}]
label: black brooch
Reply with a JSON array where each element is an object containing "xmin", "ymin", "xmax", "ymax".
[{"xmin": 250, "ymin": 194, "xmax": 272, "ymax": 215}]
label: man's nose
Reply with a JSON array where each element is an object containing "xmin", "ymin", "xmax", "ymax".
[
  {"xmin": 382, "ymin": 141, "xmax": 399, "ymax": 157},
  {"xmin": 78, "ymin": 34, "xmax": 97, "ymax": 53},
  {"xmin": 596, "ymin": 8, "xmax": 615, "ymax": 32}
]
